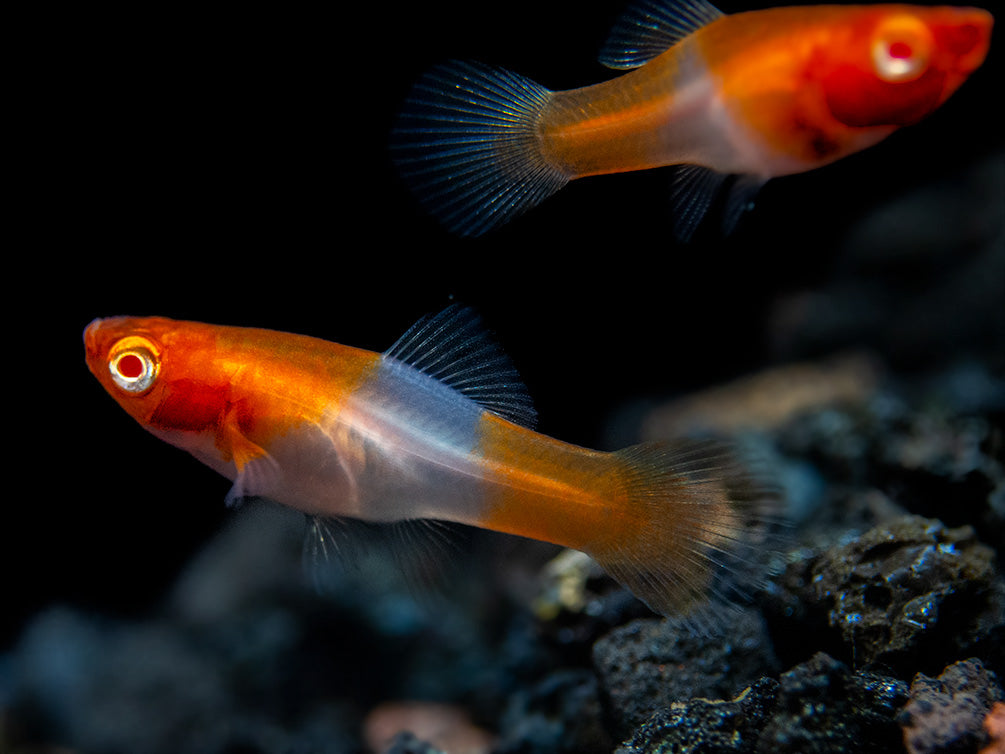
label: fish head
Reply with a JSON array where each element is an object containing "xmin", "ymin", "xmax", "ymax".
[
  {"xmin": 819, "ymin": 5, "xmax": 993, "ymax": 128},
  {"xmin": 84, "ymin": 316, "xmax": 224, "ymax": 434},
  {"xmin": 85, "ymin": 316, "xmax": 170, "ymax": 428}
]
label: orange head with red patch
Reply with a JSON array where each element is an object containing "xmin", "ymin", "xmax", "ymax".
[
  {"xmin": 820, "ymin": 6, "xmax": 992, "ymax": 128},
  {"xmin": 84, "ymin": 317, "xmax": 232, "ymax": 437}
]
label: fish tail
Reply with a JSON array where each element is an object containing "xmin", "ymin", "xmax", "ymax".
[
  {"xmin": 392, "ymin": 60, "xmax": 569, "ymax": 237},
  {"xmin": 592, "ymin": 439, "xmax": 782, "ymax": 629}
]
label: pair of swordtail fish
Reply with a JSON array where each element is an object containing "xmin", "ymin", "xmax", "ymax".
[{"xmin": 87, "ymin": 0, "xmax": 992, "ymax": 623}]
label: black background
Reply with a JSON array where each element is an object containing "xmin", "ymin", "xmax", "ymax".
[{"xmin": 6, "ymin": 0, "xmax": 1002, "ymax": 648}]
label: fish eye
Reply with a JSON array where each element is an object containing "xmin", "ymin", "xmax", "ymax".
[
  {"xmin": 108, "ymin": 337, "xmax": 160, "ymax": 393},
  {"xmin": 872, "ymin": 15, "xmax": 933, "ymax": 83}
]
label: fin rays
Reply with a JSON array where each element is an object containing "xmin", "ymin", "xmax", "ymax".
[
  {"xmin": 385, "ymin": 304, "xmax": 537, "ymax": 427},
  {"xmin": 599, "ymin": 0, "xmax": 724, "ymax": 69},
  {"xmin": 304, "ymin": 514, "xmax": 465, "ymax": 600},
  {"xmin": 392, "ymin": 61, "xmax": 568, "ymax": 237},
  {"xmin": 591, "ymin": 439, "xmax": 783, "ymax": 631}
]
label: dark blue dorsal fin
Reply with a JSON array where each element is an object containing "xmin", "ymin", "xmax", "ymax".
[
  {"xmin": 384, "ymin": 304, "xmax": 537, "ymax": 428},
  {"xmin": 598, "ymin": 0, "xmax": 724, "ymax": 70}
]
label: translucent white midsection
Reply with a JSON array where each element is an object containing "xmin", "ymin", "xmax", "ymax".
[{"xmin": 311, "ymin": 357, "xmax": 491, "ymax": 523}]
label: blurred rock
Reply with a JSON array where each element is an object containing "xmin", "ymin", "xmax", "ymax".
[
  {"xmin": 898, "ymin": 658, "xmax": 1003, "ymax": 754},
  {"xmin": 614, "ymin": 676, "xmax": 780, "ymax": 754},
  {"xmin": 764, "ymin": 515, "xmax": 1003, "ymax": 677},
  {"xmin": 982, "ymin": 703, "xmax": 1005, "ymax": 754},
  {"xmin": 364, "ymin": 701, "xmax": 494, "ymax": 754},
  {"xmin": 5, "ymin": 350, "xmax": 1003, "ymax": 753},
  {"xmin": 617, "ymin": 653, "xmax": 909, "ymax": 754},
  {"xmin": 757, "ymin": 652, "xmax": 909, "ymax": 754},
  {"xmin": 6, "ymin": 606, "xmax": 359, "ymax": 754},
  {"xmin": 640, "ymin": 352, "xmax": 881, "ymax": 438},
  {"xmin": 768, "ymin": 151, "xmax": 1005, "ymax": 368},
  {"xmin": 383, "ymin": 731, "xmax": 447, "ymax": 754},
  {"xmin": 593, "ymin": 608, "xmax": 779, "ymax": 739},
  {"xmin": 494, "ymin": 669, "xmax": 612, "ymax": 754}
]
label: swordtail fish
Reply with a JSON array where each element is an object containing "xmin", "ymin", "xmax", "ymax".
[
  {"xmin": 84, "ymin": 306, "xmax": 780, "ymax": 622},
  {"xmin": 392, "ymin": 0, "xmax": 993, "ymax": 238}
]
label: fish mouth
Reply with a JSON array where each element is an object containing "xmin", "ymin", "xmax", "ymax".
[
  {"xmin": 84, "ymin": 317, "xmax": 100, "ymax": 347},
  {"xmin": 938, "ymin": 7, "xmax": 994, "ymax": 72},
  {"xmin": 83, "ymin": 318, "xmax": 107, "ymax": 368}
]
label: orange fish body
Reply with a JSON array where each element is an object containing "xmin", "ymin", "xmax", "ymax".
[
  {"xmin": 392, "ymin": 0, "xmax": 993, "ymax": 237},
  {"xmin": 84, "ymin": 307, "xmax": 777, "ymax": 621}
]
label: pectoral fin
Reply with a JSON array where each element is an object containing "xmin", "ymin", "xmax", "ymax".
[
  {"xmin": 671, "ymin": 167, "xmax": 765, "ymax": 241},
  {"xmin": 221, "ymin": 423, "xmax": 282, "ymax": 508}
]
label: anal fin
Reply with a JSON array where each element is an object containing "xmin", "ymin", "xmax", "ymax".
[{"xmin": 303, "ymin": 514, "xmax": 468, "ymax": 607}]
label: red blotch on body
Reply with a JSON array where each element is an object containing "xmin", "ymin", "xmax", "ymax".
[
  {"xmin": 935, "ymin": 22, "xmax": 983, "ymax": 56},
  {"xmin": 150, "ymin": 379, "xmax": 229, "ymax": 432},
  {"xmin": 822, "ymin": 64, "xmax": 945, "ymax": 127}
]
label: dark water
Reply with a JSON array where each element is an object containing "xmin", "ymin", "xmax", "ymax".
[{"xmin": 6, "ymin": 1, "xmax": 1003, "ymax": 751}]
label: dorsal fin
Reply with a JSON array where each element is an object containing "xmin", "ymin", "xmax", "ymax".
[
  {"xmin": 599, "ymin": 0, "xmax": 724, "ymax": 69},
  {"xmin": 384, "ymin": 304, "xmax": 537, "ymax": 428}
]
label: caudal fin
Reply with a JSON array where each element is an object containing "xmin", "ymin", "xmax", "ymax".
[
  {"xmin": 391, "ymin": 60, "xmax": 569, "ymax": 237},
  {"xmin": 595, "ymin": 439, "xmax": 782, "ymax": 631}
]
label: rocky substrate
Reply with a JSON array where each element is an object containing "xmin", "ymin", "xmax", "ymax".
[{"xmin": 2, "ymin": 360, "xmax": 1003, "ymax": 754}]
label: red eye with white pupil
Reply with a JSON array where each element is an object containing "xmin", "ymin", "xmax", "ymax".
[
  {"xmin": 872, "ymin": 15, "xmax": 933, "ymax": 83},
  {"xmin": 109, "ymin": 343, "xmax": 159, "ymax": 393}
]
